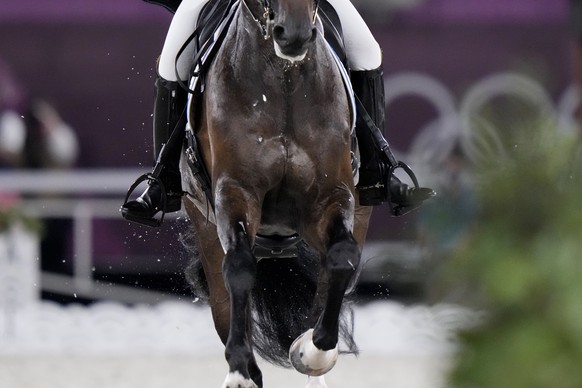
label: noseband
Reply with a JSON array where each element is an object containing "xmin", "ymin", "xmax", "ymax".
[{"xmin": 242, "ymin": 0, "xmax": 321, "ymax": 40}]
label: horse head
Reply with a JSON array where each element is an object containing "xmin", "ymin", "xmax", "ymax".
[{"xmin": 265, "ymin": 0, "xmax": 319, "ymax": 62}]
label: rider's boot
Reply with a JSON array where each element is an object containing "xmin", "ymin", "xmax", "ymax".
[
  {"xmin": 351, "ymin": 66, "xmax": 434, "ymax": 214},
  {"xmin": 121, "ymin": 75, "xmax": 187, "ymax": 226}
]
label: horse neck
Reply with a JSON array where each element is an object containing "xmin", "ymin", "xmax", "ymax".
[
  {"xmin": 240, "ymin": 0, "xmax": 271, "ymax": 40},
  {"xmin": 243, "ymin": 0, "xmax": 265, "ymax": 18},
  {"xmin": 228, "ymin": 3, "xmax": 282, "ymax": 81}
]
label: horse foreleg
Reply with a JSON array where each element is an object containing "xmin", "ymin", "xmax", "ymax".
[
  {"xmin": 352, "ymin": 203, "xmax": 372, "ymax": 249},
  {"xmin": 184, "ymin": 201, "xmax": 263, "ymax": 386},
  {"xmin": 290, "ymin": 216, "xmax": 360, "ymax": 376},
  {"xmin": 221, "ymin": 221, "xmax": 260, "ymax": 388},
  {"xmin": 184, "ymin": 202, "xmax": 231, "ymax": 344}
]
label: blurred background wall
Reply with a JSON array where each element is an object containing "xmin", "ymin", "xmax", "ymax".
[
  {"xmin": 0, "ymin": 0, "xmax": 570, "ymax": 168},
  {"xmin": 0, "ymin": 0, "xmax": 574, "ymax": 302}
]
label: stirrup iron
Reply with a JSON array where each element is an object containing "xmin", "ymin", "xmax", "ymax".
[{"xmin": 121, "ymin": 172, "xmax": 172, "ymax": 227}]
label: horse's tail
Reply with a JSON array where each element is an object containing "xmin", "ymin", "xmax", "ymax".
[{"xmin": 251, "ymin": 241, "xmax": 359, "ymax": 368}]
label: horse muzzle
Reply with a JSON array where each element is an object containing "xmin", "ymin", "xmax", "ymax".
[{"xmin": 272, "ymin": 23, "xmax": 317, "ymax": 62}]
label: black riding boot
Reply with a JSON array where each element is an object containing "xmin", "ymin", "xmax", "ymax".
[
  {"xmin": 121, "ymin": 75, "xmax": 188, "ymax": 227},
  {"xmin": 351, "ymin": 67, "xmax": 434, "ymax": 214}
]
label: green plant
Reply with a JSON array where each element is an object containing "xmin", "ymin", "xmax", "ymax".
[{"xmin": 445, "ymin": 121, "xmax": 582, "ymax": 388}]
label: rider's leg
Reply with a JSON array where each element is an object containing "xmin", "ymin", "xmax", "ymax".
[
  {"xmin": 120, "ymin": 74, "xmax": 187, "ymax": 224},
  {"xmin": 121, "ymin": 0, "xmax": 208, "ymax": 225},
  {"xmin": 350, "ymin": 68, "xmax": 433, "ymax": 210},
  {"xmin": 158, "ymin": 0, "xmax": 209, "ymax": 82},
  {"xmin": 327, "ymin": 0, "xmax": 434, "ymax": 211},
  {"xmin": 325, "ymin": 0, "xmax": 382, "ymax": 72}
]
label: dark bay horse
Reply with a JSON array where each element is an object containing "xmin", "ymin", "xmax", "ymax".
[{"xmin": 181, "ymin": 0, "xmax": 372, "ymax": 386}]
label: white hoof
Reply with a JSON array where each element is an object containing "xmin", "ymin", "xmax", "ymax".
[
  {"xmin": 306, "ymin": 375, "xmax": 329, "ymax": 388},
  {"xmin": 221, "ymin": 371, "xmax": 258, "ymax": 388},
  {"xmin": 289, "ymin": 329, "xmax": 338, "ymax": 376}
]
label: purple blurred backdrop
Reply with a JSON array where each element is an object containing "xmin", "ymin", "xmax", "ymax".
[
  {"xmin": 0, "ymin": 0, "xmax": 568, "ymax": 24},
  {"xmin": 0, "ymin": 1, "xmax": 574, "ymax": 255},
  {"xmin": 0, "ymin": 0, "xmax": 571, "ymax": 169}
]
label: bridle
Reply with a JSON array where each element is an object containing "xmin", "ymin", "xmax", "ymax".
[{"xmin": 242, "ymin": 0, "xmax": 321, "ymax": 40}]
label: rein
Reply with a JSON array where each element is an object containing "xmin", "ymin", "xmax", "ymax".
[{"xmin": 174, "ymin": 0, "xmax": 238, "ymax": 94}]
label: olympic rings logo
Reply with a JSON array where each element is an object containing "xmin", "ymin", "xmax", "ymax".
[{"xmin": 386, "ymin": 71, "xmax": 579, "ymax": 180}]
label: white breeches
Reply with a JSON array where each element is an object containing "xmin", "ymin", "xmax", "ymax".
[
  {"xmin": 325, "ymin": 0, "xmax": 382, "ymax": 70},
  {"xmin": 158, "ymin": 0, "xmax": 382, "ymax": 81}
]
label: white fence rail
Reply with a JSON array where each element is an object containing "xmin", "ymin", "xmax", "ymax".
[
  {"xmin": 1, "ymin": 72, "xmax": 575, "ymax": 304},
  {"xmin": 0, "ymin": 169, "xmax": 185, "ymax": 304},
  {"xmin": 0, "ymin": 169, "xmax": 424, "ymax": 305}
]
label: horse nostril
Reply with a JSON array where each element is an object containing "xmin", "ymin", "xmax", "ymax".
[
  {"xmin": 310, "ymin": 27, "xmax": 317, "ymax": 42},
  {"xmin": 273, "ymin": 25, "xmax": 286, "ymax": 42}
]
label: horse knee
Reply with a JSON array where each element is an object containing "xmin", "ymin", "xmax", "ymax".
[
  {"xmin": 222, "ymin": 223, "xmax": 257, "ymax": 294},
  {"xmin": 223, "ymin": 249, "xmax": 256, "ymax": 294},
  {"xmin": 325, "ymin": 217, "xmax": 360, "ymax": 274},
  {"xmin": 327, "ymin": 238, "xmax": 360, "ymax": 277}
]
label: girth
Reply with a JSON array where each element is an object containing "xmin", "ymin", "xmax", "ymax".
[{"xmin": 254, "ymin": 234, "xmax": 302, "ymax": 259}]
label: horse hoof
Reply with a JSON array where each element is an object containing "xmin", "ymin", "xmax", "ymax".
[
  {"xmin": 289, "ymin": 329, "xmax": 338, "ymax": 376},
  {"xmin": 221, "ymin": 371, "xmax": 258, "ymax": 388}
]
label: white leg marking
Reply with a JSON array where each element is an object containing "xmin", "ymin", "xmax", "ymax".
[{"xmin": 221, "ymin": 371, "xmax": 258, "ymax": 388}]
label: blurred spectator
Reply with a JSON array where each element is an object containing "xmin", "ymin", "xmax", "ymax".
[
  {"xmin": 416, "ymin": 142, "xmax": 479, "ymax": 302},
  {"xmin": 0, "ymin": 59, "xmax": 26, "ymax": 170},
  {"xmin": 418, "ymin": 143, "xmax": 477, "ymax": 254},
  {"xmin": 0, "ymin": 59, "xmax": 27, "ymax": 206},
  {"xmin": 1, "ymin": 58, "xmax": 79, "ymax": 276},
  {"xmin": 0, "ymin": 109, "xmax": 26, "ymax": 169},
  {"xmin": 1, "ymin": 59, "xmax": 78, "ymax": 171},
  {"xmin": 22, "ymin": 99, "xmax": 79, "ymax": 170},
  {"xmin": 22, "ymin": 99, "xmax": 80, "ymax": 276}
]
